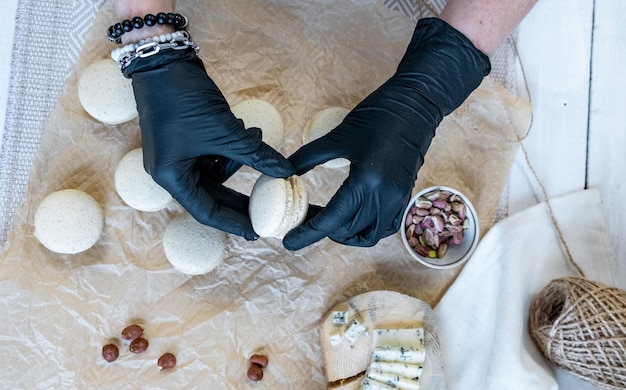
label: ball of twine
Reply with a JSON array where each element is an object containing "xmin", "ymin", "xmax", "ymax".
[{"xmin": 528, "ymin": 277, "xmax": 626, "ymax": 389}]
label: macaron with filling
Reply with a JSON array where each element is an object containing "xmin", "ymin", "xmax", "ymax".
[{"xmin": 249, "ymin": 174, "xmax": 309, "ymax": 239}]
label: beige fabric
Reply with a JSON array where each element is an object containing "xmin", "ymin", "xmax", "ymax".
[{"xmin": 0, "ymin": 0, "xmax": 529, "ymax": 388}]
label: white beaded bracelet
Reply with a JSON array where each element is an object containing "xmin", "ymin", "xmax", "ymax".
[{"xmin": 111, "ymin": 31, "xmax": 198, "ymax": 72}]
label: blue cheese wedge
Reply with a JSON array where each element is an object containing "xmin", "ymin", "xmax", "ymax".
[
  {"xmin": 370, "ymin": 361, "xmax": 423, "ymax": 380},
  {"xmin": 367, "ymin": 369, "xmax": 421, "ymax": 390}
]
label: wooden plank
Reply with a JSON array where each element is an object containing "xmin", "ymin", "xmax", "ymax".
[
  {"xmin": 587, "ymin": 0, "xmax": 626, "ymax": 287},
  {"xmin": 507, "ymin": 0, "xmax": 593, "ymax": 214}
]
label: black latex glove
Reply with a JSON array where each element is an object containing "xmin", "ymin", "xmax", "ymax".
[
  {"xmin": 124, "ymin": 49, "xmax": 295, "ymax": 240},
  {"xmin": 284, "ymin": 18, "xmax": 491, "ymax": 250}
]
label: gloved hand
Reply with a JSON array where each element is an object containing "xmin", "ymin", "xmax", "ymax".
[
  {"xmin": 284, "ymin": 18, "xmax": 491, "ymax": 250},
  {"xmin": 123, "ymin": 48, "xmax": 294, "ymax": 240}
]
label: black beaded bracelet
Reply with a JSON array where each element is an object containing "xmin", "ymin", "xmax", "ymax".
[{"xmin": 107, "ymin": 12, "xmax": 189, "ymax": 44}]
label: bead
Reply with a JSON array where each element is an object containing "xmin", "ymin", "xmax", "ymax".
[
  {"xmin": 114, "ymin": 23, "xmax": 124, "ymax": 36},
  {"xmin": 122, "ymin": 19, "xmax": 133, "ymax": 32},
  {"xmin": 156, "ymin": 12, "xmax": 168, "ymax": 24},
  {"xmin": 144, "ymin": 14, "xmax": 156, "ymax": 26},
  {"xmin": 132, "ymin": 16, "xmax": 144, "ymax": 29},
  {"xmin": 180, "ymin": 15, "xmax": 189, "ymax": 29},
  {"xmin": 166, "ymin": 13, "xmax": 176, "ymax": 25}
]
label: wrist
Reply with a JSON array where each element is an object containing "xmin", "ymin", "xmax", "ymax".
[
  {"xmin": 121, "ymin": 25, "xmax": 175, "ymax": 45},
  {"xmin": 115, "ymin": 0, "xmax": 175, "ymax": 19}
]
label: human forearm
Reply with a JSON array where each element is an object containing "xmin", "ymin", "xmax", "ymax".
[
  {"xmin": 114, "ymin": 0, "xmax": 176, "ymax": 44},
  {"xmin": 440, "ymin": 0, "xmax": 538, "ymax": 56}
]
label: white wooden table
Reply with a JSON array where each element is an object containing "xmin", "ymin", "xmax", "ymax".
[
  {"xmin": 0, "ymin": 0, "xmax": 623, "ymax": 290},
  {"xmin": 512, "ymin": 0, "xmax": 626, "ymax": 287}
]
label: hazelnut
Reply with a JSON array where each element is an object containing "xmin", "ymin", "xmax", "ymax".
[
  {"xmin": 102, "ymin": 344, "xmax": 119, "ymax": 362},
  {"xmin": 121, "ymin": 324, "xmax": 144, "ymax": 341},
  {"xmin": 250, "ymin": 354, "xmax": 268, "ymax": 368},
  {"xmin": 247, "ymin": 363, "xmax": 264, "ymax": 381},
  {"xmin": 157, "ymin": 352, "xmax": 177, "ymax": 370},
  {"xmin": 129, "ymin": 337, "xmax": 149, "ymax": 353}
]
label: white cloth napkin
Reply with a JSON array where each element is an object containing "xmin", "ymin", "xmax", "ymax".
[{"xmin": 434, "ymin": 188, "xmax": 617, "ymax": 390}]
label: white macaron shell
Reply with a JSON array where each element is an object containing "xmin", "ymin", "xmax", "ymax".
[
  {"xmin": 163, "ymin": 213, "xmax": 227, "ymax": 275},
  {"xmin": 34, "ymin": 189, "xmax": 104, "ymax": 254},
  {"xmin": 231, "ymin": 99, "xmax": 285, "ymax": 150},
  {"xmin": 302, "ymin": 107, "xmax": 350, "ymax": 169},
  {"xmin": 114, "ymin": 148, "xmax": 172, "ymax": 212},
  {"xmin": 78, "ymin": 59, "xmax": 138, "ymax": 125}
]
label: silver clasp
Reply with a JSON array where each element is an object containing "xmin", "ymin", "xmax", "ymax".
[{"xmin": 136, "ymin": 42, "xmax": 161, "ymax": 58}]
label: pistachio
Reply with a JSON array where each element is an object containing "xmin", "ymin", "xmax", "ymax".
[
  {"xmin": 414, "ymin": 244, "xmax": 430, "ymax": 257},
  {"xmin": 437, "ymin": 243, "xmax": 448, "ymax": 258},
  {"xmin": 432, "ymin": 215, "xmax": 445, "ymax": 232},
  {"xmin": 415, "ymin": 199, "xmax": 432, "ymax": 209},
  {"xmin": 414, "ymin": 207, "xmax": 431, "ymax": 217},
  {"xmin": 448, "ymin": 214, "xmax": 462, "ymax": 226},
  {"xmin": 406, "ymin": 224, "xmax": 415, "ymax": 240},
  {"xmin": 432, "ymin": 200, "xmax": 450, "ymax": 211},
  {"xmin": 425, "ymin": 190, "xmax": 440, "ymax": 201}
]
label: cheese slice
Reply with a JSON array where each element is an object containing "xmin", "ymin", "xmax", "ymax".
[
  {"xmin": 370, "ymin": 361, "xmax": 423, "ymax": 379},
  {"xmin": 372, "ymin": 345, "xmax": 425, "ymax": 364},
  {"xmin": 361, "ymin": 377, "xmax": 397, "ymax": 390},
  {"xmin": 329, "ymin": 333, "xmax": 342, "ymax": 347},
  {"xmin": 372, "ymin": 328, "xmax": 424, "ymax": 349},
  {"xmin": 367, "ymin": 369, "xmax": 420, "ymax": 390}
]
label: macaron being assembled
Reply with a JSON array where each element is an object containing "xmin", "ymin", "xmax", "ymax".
[
  {"xmin": 162, "ymin": 213, "xmax": 227, "ymax": 275},
  {"xmin": 231, "ymin": 99, "xmax": 285, "ymax": 150},
  {"xmin": 34, "ymin": 189, "xmax": 104, "ymax": 254},
  {"xmin": 249, "ymin": 174, "xmax": 309, "ymax": 239},
  {"xmin": 302, "ymin": 107, "xmax": 350, "ymax": 169},
  {"xmin": 114, "ymin": 148, "xmax": 172, "ymax": 212},
  {"xmin": 78, "ymin": 59, "xmax": 137, "ymax": 125}
]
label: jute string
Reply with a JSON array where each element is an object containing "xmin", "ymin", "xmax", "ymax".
[{"xmin": 509, "ymin": 39, "xmax": 626, "ymax": 389}]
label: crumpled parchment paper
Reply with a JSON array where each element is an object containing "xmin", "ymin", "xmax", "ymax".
[{"xmin": 0, "ymin": 0, "xmax": 531, "ymax": 388}]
